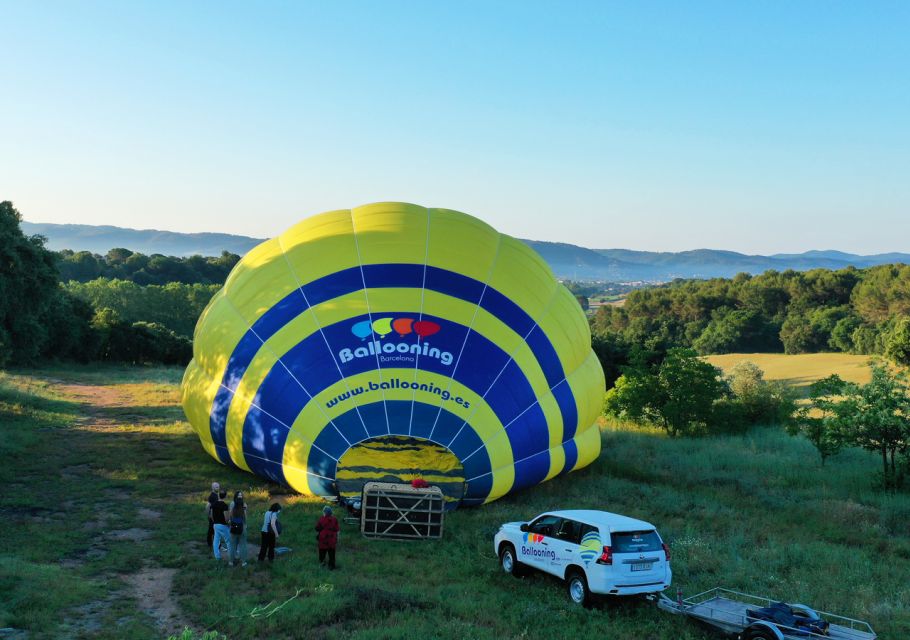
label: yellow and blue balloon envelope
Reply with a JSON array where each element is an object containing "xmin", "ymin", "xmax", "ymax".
[{"xmin": 181, "ymin": 203, "xmax": 605, "ymax": 507}]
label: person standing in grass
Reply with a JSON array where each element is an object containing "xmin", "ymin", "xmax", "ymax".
[
  {"xmin": 316, "ymin": 506, "xmax": 340, "ymax": 570},
  {"xmin": 227, "ymin": 490, "xmax": 248, "ymax": 567},
  {"xmin": 206, "ymin": 481, "xmax": 220, "ymax": 549},
  {"xmin": 211, "ymin": 489, "xmax": 231, "ymax": 561},
  {"xmin": 258, "ymin": 503, "xmax": 282, "ymax": 563}
]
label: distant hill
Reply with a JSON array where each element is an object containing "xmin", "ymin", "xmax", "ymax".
[
  {"xmin": 22, "ymin": 220, "xmax": 909, "ymax": 282},
  {"xmin": 21, "ymin": 222, "xmax": 263, "ymax": 257}
]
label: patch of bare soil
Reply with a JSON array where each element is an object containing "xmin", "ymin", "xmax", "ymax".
[
  {"xmin": 124, "ymin": 567, "xmax": 190, "ymax": 636},
  {"xmin": 54, "ymin": 382, "xmax": 135, "ymax": 431},
  {"xmin": 137, "ymin": 507, "xmax": 162, "ymax": 520},
  {"xmin": 55, "ymin": 382, "xmax": 125, "ymax": 409},
  {"xmin": 105, "ymin": 527, "xmax": 151, "ymax": 542}
]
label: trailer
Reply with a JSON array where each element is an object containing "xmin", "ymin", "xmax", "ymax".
[{"xmin": 658, "ymin": 587, "xmax": 876, "ymax": 640}]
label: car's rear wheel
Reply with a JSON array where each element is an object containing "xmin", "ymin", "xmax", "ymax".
[
  {"xmin": 500, "ymin": 544, "xmax": 526, "ymax": 577},
  {"xmin": 566, "ymin": 570, "xmax": 591, "ymax": 606}
]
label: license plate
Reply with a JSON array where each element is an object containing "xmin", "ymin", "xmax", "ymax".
[{"xmin": 631, "ymin": 562, "xmax": 652, "ymax": 572}]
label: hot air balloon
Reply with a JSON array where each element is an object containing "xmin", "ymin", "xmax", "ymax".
[{"xmin": 181, "ymin": 203, "xmax": 605, "ymax": 507}]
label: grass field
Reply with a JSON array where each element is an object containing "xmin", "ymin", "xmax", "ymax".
[
  {"xmin": 704, "ymin": 352, "xmax": 879, "ymax": 389},
  {"xmin": 1, "ymin": 365, "xmax": 909, "ymax": 639}
]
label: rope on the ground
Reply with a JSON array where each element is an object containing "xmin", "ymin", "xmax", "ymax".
[
  {"xmin": 248, "ymin": 587, "xmax": 304, "ymax": 619},
  {"xmin": 201, "ymin": 586, "xmax": 306, "ymax": 632}
]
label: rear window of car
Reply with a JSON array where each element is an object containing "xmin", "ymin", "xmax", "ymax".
[{"xmin": 610, "ymin": 530, "xmax": 662, "ymax": 553}]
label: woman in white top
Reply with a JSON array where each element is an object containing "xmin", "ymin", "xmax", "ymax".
[{"xmin": 257, "ymin": 502, "xmax": 282, "ymax": 562}]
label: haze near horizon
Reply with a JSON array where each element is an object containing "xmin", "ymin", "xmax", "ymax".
[{"xmin": 1, "ymin": 2, "xmax": 908, "ymax": 254}]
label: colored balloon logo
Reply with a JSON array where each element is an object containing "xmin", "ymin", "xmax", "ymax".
[
  {"xmin": 181, "ymin": 202, "xmax": 605, "ymax": 509},
  {"xmin": 371, "ymin": 317, "xmax": 394, "ymax": 337},
  {"xmin": 351, "ymin": 320, "xmax": 373, "ymax": 340},
  {"xmin": 392, "ymin": 317, "xmax": 414, "ymax": 336},
  {"xmin": 413, "ymin": 320, "xmax": 440, "ymax": 338}
]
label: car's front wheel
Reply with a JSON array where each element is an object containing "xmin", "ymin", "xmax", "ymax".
[
  {"xmin": 566, "ymin": 570, "xmax": 591, "ymax": 606},
  {"xmin": 500, "ymin": 544, "xmax": 526, "ymax": 577}
]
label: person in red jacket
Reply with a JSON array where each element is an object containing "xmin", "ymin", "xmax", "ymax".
[{"xmin": 315, "ymin": 506, "xmax": 340, "ymax": 570}]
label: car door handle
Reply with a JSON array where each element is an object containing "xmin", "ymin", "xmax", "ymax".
[
  {"xmin": 541, "ymin": 541, "xmax": 548, "ymax": 546},
  {"xmin": 564, "ymin": 548, "xmax": 573, "ymax": 552}
]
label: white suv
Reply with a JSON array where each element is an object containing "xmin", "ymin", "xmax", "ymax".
[{"xmin": 493, "ymin": 509, "xmax": 672, "ymax": 605}]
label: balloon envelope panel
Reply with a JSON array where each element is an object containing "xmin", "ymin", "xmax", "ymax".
[{"xmin": 181, "ymin": 203, "xmax": 605, "ymax": 506}]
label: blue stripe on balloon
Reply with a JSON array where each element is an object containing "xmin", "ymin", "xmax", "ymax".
[
  {"xmin": 512, "ymin": 451, "xmax": 551, "ymax": 492},
  {"xmin": 209, "ymin": 263, "xmax": 575, "ymax": 494},
  {"xmin": 551, "ymin": 379, "xmax": 579, "ymax": 440},
  {"xmin": 560, "ymin": 438, "xmax": 579, "ymax": 475}
]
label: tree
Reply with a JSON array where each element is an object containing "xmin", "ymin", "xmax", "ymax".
[
  {"xmin": 591, "ymin": 331, "xmax": 631, "ymax": 389},
  {"xmin": 0, "ymin": 201, "xmax": 61, "ymax": 365},
  {"xmin": 605, "ymin": 348, "xmax": 729, "ymax": 436},
  {"xmin": 837, "ymin": 363, "xmax": 910, "ymax": 485},
  {"xmin": 789, "ymin": 375, "xmax": 848, "ymax": 465},
  {"xmin": 885, "ymin": 316, "xmax": 910, "ymax": 365},
  {"xmin": 727, "ymin": 361, "xmax": 798, "ymax": 426}
]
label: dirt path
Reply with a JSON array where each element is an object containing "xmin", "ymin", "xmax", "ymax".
[{"xmin": 52, "ymin": 380, "xmax": 192, "ymax": 638}]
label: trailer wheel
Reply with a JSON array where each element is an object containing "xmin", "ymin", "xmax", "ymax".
[
  {"xmin": 500, "ymin": 544, "xmax": 526, "ymax": 577},
  {"xmin": 743, "ymin": 628, "xmax": 778, "ymax": 640},
  {"xmin": 566, "ymin": 570, "xmax": 591, "ymax": 607}
]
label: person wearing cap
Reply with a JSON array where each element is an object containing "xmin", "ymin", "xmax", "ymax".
[{"xmin": 315, "ymin": 506, "xmax": 340, "ymax": 570}]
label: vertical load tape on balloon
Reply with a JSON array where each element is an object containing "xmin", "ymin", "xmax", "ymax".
[{"xmin": 181, "ymin": 202, "xmax": 605, "ymax": 507}]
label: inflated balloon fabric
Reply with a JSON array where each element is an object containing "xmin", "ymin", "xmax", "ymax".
[{"xmin": 181, "ymin": 203, "xmax": 605, "ymax": 506}]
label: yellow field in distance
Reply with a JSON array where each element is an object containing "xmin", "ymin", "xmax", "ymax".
[{"xmin": 704, "ymin": 352, "xmax": 879, "ymax": 388}]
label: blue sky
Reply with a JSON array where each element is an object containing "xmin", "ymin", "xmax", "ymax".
[{"xmin": 1, "ymin": 1, "xmax": 907, "ymax": 253}]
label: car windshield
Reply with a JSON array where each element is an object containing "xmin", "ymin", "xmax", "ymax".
[{"xmin": 611, "ymin": 530, "xmax": 662, "ymax": 553}]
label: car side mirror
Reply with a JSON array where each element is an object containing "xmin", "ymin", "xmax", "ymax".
[{"xmin": 519, "ymin": 523, "xmax": 529, "ymax": 532}]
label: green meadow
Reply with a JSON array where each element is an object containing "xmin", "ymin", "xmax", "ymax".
[{"xmin": 1, "ymin": 366, "xmax": 908, "ymax": 639}]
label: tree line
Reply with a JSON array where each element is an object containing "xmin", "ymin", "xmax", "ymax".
[
  {"xmin": 1, "ymin": 201, "xmax": 197, "ymax": 366},
  {"xmin": 591, "ymin": 267, "xmax": 910, "ymax": 387},
  {"xmin": 604, "ymin": 348, "xmax": 910, "ymax": 488},
  {"xmin": 55, "ymin": 247, "xmax": 240, "ymax": 285}
]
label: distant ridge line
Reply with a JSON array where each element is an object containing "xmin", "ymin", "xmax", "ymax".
[{"xmin": 22, "ymin": 220, "xmax": 909, "ymax": 282}]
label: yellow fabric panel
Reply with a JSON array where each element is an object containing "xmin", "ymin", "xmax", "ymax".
[
  {"xmin": 536, "ymin": 284, "xmax": 592, "ymax": 376},
  {"xmin": 538, "ymin": 392, "xmax": 565, "ymax": 451},
  {"xmin": 180, "ymin": 361, "xmax": 219, "ymax": 460},
  {"xmin": 191, "ymin": 290, "xmax": 249, "ymax": 382},
  {"xmin": 486, "ymin": 236, "xmax": 557, "ymax": 324},
  {"xmin": 567, "ymin": 352, "xmax": 607, "ymax": 436},
  {"xmin": 281, "ymin": 428, "xmax": 320, "ymax": 496},
  {"xmin": 570, "ymin": 423, "xmax": 602, "ymax": 472},
  {"xmin": 481, "ymin": 429, "xmax": 517, "ymax": 502},
  {"xmin": 279, "ymin": 209, "xmax": 361, "ymax": 287},
  {"xmin": 425, "ymin": 208, "xmax": 500, "ymax": 283},
  {"xmin": 223, "ymin": 237, "xmax": 297, "ymax": 327},
  {"xmin": 359, "ymin": 280, "xmax": 423, "ymax": 321},
  {"xmin": 351, "ymin": 202, "xmax": 429, "ymax": 266},
  {"xmin": 545, "ymin": 441, "xmax": 567, "ymax": 482}
]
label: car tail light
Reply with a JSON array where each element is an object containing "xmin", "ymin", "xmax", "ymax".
[
  {"xmin": 662, "ymin": 542, "xmax": 671, "ymax": 562},
  {"xmin": 596, "ymin": 545, "xmax": 613, "ymax": 565}
]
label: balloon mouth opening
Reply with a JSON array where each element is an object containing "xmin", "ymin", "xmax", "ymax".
[{"xmin": 335, "ymin": 435, "xmax": 466, "ymax": 507}]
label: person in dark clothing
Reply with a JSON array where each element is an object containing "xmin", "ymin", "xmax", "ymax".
[
  {"xmin": 211, "ymin": 490, "xmax": 230, "ymax": 560},
  {"xmin": 206, "ymin": 481, "xmax": 220, "ymax": 548},
  {"xmin": 258, "ymin": 503, "xmax": 281, "ymax": 563},
  {"xmin": 316, "ymin": 506, "xmax": 340, "ymax": 570}
]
